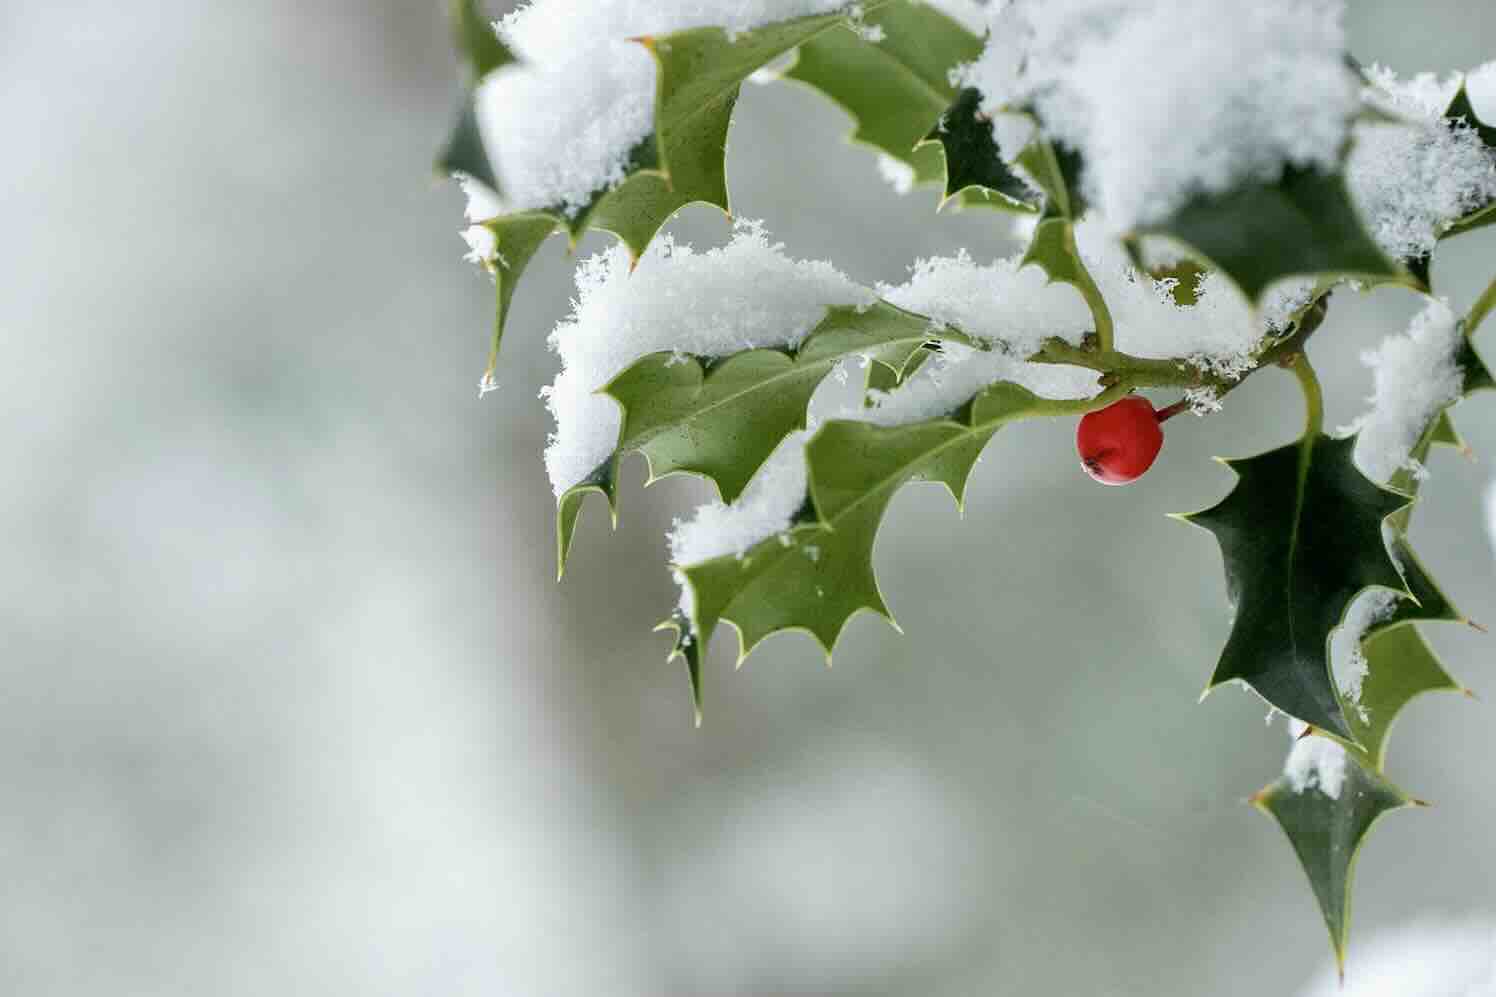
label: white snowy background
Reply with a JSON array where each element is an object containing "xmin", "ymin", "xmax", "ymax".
[{"xmin": 2, "ymin": 1, "xmax": 1494, "ymax": 994}]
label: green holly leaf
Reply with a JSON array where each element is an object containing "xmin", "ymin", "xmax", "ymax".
[
  {"xmin": 1343, "ymin": 624, "xmax": 1462, "ymax": 770},
  {"xmin": 1021, "ymin": 215, "xmax": 1092, "ymax": 294},
  {"xmin": 603, "ymin": 302, "xmax": 946, "ymax": 503},
  {"xmin": 559, "ymin": 302, "xmax": 949, "ymax": 577},
  {"xmin": 657, "ymin": 609, "xmax": 707, "ymax": 726},
  {"xmin": 1013, "ymin": 126, "xmax": 1086, "ymax": 220},
  {"xmin": 1182, "ymin": 433, "xmax": 1410, "ymax": 739},
  {"xmin": 453, "ymin": 6, "xmax": 890, "ymax": 373},
  {"xmin": 921, "ymin": 89, "xmax": 1040, "ymax": 211},
  {"xmin": 1140, "ymin": 167, "xmax": 1405, "ymax": 302},
  {"xmin": 471, "ymin": 211, "xmax": 562, "ymax": 386},
  {"xmin": 450, "ymin": 0, "xmax": 513, "ymax": 79},
  {"xmin": 555, "ymin": 455, "xmax": 618, "ymax": 581},
  {"xmin": 673, "ymin": 382, "xmax": 1095, "ymax": 682},
  {"xmin": 1444, "ymin": 200, "xmax": 1496, "ymax": 240},
  {"xmin": 784, "ymin": 4, "xmax": 989, "ymax": 201},
  {"xmin": 1328, "ymin": 323, "xmax": 1493, "ymax": 765},
  {"xmin": 556, "ymin": 303, "xmax": 945, "ymax": 578},
  {"xmin": 1253, "ymin": 745, "xmax": 1417, "ymax": 973},
  {"xmin": 436, "ymin": 0, "xmax": 515, "ymax": 193},
  {"xmin": 1001, "ymin": 119, "xmax": 1099, "ymax": 328}
]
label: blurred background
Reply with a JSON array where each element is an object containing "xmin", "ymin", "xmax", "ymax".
[{"xmin": 2, "ymin": 2, "xmax": 1493, "ymax": 994}]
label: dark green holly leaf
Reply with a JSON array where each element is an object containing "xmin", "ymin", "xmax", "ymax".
[
  {"xmin": 1445, "ymin": 82, "xmax": 1496, "ymax": 150},
  {"xmin": 922, "ymin": 89, "xmax": 1039, "ymax": 210},
  {"xmin": 603, "ymin": 302, "xmax": 947, "ymax": 503},
  {"xmin": 784, "ymin": 4, "xmax": 988, "ymax": 200},
  {"xmin": 1140, "ymin": 167, "xmax": 1404, "ymax": 302},
  {"xmin": 1182, "ymin": 433, "xmax": 1410, "ymax": 739},
  {"xmin": 1253, "ymin": 745, "xmax": 1417, "ymax": 973},
  {"xmin": 437, "ymin": 98, "xmax": 501, "ymax": 195}
]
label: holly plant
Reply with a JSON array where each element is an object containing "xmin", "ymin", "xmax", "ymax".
[{"xmin": 439, "ymin": 0, "xmax": 1496, "ymax": 972}]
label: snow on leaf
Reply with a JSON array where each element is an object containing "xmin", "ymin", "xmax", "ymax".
[
  {"xmin": 1181, "ymin": 433, "xmax": 1410, "ymax": 740},
  {"xmin": 542, "ymin": 225, "xmax": 879, "ymax": 576},
  {"xmin": 603, "ymin": 302, "xmax": 948, "ymax": 504},
  {"xmin": 457, "ymin": 6, "xmax": 888, "ymax": 377}
]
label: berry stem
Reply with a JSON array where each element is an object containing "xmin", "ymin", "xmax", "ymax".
[{"xmin": 1155, "ymin": 399, "xmax": 1191, "ymax": 423}]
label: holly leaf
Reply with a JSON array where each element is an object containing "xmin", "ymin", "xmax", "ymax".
[
  {"xmin": 471, "ymin": 211, "xmax": 563, "ymax": 387},
  {"xmin": 449, "ymin": 0, "xmax": 512, "ymax": 79},
  {"xmin": 555, "ymin": 456, "xmax": 618, "ymax": 582},
  {"xmin": 436, "ymin": 0, "xmax": 516, "ymax": 193},
  {"xmin": 557, "ymin": 302, "xmax": 949, "ymax": 577},
  {"xmin": 1139, "ymin": 167, "xmax": 1405, "ymax": 302},
  {"xmin": 673, "ymin": 382, "xmax": 1095, "ymax": 683},
  {"xmin": 1328, "ymin": 328, "xmax": 1492, "ymax": 765},
  {"xmin": 1343, "ymin": 624, "xmax": 1462, "ymax": 770},
  {"xmin": 1253, "ymin": 745, "xmax": 1417, "ymax": 974},
  {"xmin": 1444, "ymin": 81, "xmax": 1496, "ymax": 151},
  {"xmin": 921, "ymin": 89, "xmax": 1040, "ymax": 211},
  {"xmin": 460, "ymin": 6, "xmax": 889, "ymax": 372},
  {"xmin": 1181, "ymin": 433, "xmax": 1409, "ymax": 739},
  {"xmin": 1013, "ymin": 126, "xmax": 1086, "ymax": 220},
  {"xmin": 784, "ymin": 4, "xmax": 992, "ymax": 203},
  {"xmin": 603, "ymin": 302, "xmax": 947, "ymax": 503}
]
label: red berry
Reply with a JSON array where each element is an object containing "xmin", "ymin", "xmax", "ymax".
[{"xmin": 1076, "ymin": 396, "xmax": 1164, "ymax": 485}]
